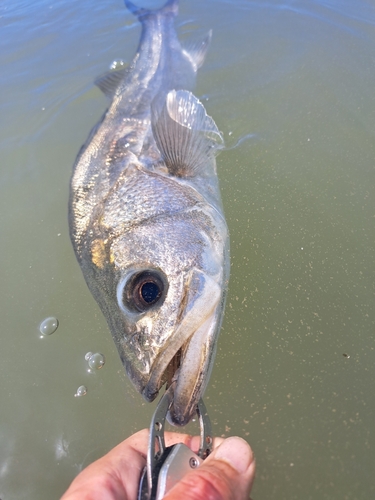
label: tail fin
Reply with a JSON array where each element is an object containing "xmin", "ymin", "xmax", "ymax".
[
  {"xmin": 124, "ymin": 0, "xmax": 178, "ymax": 20},
  {"xmin": 125, "ymin": 0, "xmax": 210, "ymax": 71}
]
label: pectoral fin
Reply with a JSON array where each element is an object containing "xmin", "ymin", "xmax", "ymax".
[{"xmin": 151, "ymin": 90, "xmax": 224, "ymax": 177}]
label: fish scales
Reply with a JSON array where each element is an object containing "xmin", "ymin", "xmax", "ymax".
[{"xmin": 69, "ymin": 0, "xmax": 229, "ymax": 426}]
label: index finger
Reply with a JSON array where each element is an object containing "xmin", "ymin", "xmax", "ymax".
[{"xmin": 164, "ymin": 431, "xmax": 225, "ymax": 455}]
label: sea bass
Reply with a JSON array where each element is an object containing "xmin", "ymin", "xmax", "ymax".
[{"xmin": 69, "ymin": 0, "xmax": 229, "ymax": 426}]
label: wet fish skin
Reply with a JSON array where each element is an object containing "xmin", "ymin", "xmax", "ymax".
[{"xmin": 69, "ymin": 0, "xmax": 229, "ymax": 426}]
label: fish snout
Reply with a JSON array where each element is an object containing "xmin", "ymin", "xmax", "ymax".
[{"xmin": 143, "ymin": 268, "xmax": 222, "ymax": 425}]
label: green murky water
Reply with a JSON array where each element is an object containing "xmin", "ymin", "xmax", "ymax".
[{"xmin": 1, "ymin": 0, "xmax": 374, "ymax": 498}]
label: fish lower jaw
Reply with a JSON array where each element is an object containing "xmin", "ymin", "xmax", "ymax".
[
  {"xmin": 141, "ymin": 343, "xmax": 185, "ymax": 403},
  {"xmin": 142, "ymin": 269, "xmax": 221, "ymax": 423},
  {"xmin": 143, "ymin": 311, "xmax": 217, "ymax": 426}
]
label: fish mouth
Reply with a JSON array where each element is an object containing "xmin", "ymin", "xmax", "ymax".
[{"xmin": 142, "ymin": 268, "xmax": 221, "ymax": 426}]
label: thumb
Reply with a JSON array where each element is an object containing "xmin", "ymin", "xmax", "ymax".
[{"xmin": 163, "ymin": 437, "xmax": 255, "ymax": 500}]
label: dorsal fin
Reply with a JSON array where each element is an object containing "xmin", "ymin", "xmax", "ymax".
[
  {"xmin": 151, "ymin": 90, "xmax": 223, "ymax": 177},
  {"xmin": 182, "ymin": 31, "xmax": 212, "ymax": 71},
  {"xmin": 94, "ymin": 67, "xmax": 129, "ymax": 98}
]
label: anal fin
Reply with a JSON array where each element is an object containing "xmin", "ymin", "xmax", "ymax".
[{"xmin": 94, "ymin": 67, "xmax": 130, "ymax": 99}]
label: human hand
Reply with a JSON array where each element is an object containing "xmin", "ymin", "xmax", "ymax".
[{"xmin": 61, "ymin": 428, "xmax": 255, "ymax": 500}]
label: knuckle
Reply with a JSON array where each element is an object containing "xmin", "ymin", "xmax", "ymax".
[{"xmin": 166, "ymin": 462, "xmax": 236, "ymax": 500}]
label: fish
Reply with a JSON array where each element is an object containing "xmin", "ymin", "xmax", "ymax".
[{"xmin": 69, "ymin": 0, "xmax": 229, "ymax": 426}]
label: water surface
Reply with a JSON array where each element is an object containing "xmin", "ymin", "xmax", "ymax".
[{"xmin": 1, "ymin": 0, "xmax": 374, "ymax": 498}]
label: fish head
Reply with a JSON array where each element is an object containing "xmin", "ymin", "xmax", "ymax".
[{"xmin": 90, "ymin": 210, "xmax": 228, "ymax": 426}]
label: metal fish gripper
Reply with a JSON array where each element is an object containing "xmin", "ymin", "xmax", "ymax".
[{"xmin": 138, "ymin": 387, "xmax": 213, "ymax": 500}]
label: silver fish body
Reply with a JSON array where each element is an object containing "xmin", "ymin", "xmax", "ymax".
[{"xmin": 69, "ymin": 0, "xmax": 229, "ymax": 426}]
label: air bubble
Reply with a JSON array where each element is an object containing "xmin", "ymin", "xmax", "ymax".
[
  {"xmin": 74, "ymin": 385, "xmax": 87, "ymax": 397},
  {"xmin": 87, "ymin": 352, "xmax": 105, "ymax": 370},
  {"xmin": 110, "ymin": 59, "xmax": 126, "ymax": 70},
  {"xmin": 39, "ymin": 317, "xmax": 59, "ymax": 335}
]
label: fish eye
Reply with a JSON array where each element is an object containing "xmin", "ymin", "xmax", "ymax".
[
  {"xmin": 140, "ymin": 281, "xmax": 161, "ymax": 304},
  {"xmin": 119, "ymin": 270, "xmax": 167, "ymax": 313}
]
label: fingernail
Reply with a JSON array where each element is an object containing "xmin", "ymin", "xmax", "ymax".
[{"xmin": 213, "ymin": 436, "xmax": 253, "ymax": 474}]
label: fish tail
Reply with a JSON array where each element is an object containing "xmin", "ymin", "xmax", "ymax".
[{"xmin": 124, "ymin": 0, "xmax": 178, "ymax": 20}]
